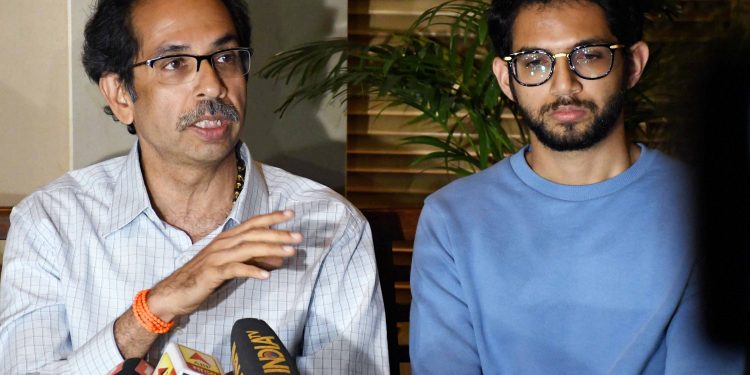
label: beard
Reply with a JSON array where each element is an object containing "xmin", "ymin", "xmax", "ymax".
[{"xmin": 511, "ymin": 83, "xmax": 626, "ymax": 152}]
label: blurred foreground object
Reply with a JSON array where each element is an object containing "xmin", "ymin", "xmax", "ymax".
[{"xmin": 690, "ymin": 30, "xmax": 750, "ymax": 347}]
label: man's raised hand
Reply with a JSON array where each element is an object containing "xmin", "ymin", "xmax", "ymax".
[{"xmin": 147, "ymin": 210, "xmax": 302, "ymax": 321}]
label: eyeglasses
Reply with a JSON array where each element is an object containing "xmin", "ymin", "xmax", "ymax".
[
  {"xmin": 503, "ymin": 43, "xmax": 625, "ymax": 86},
  {"xmin": 130, "ymin": 47, "xmax": 252, "ymax": 84}
]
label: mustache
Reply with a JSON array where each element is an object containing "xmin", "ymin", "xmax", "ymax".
[
  {"xmin": 176, "ymin": 99, "xmax": 240, "ymax": 131},
  {"xmin": 539, "ymin": 96, "xmax": 598, "ymax": 115}
]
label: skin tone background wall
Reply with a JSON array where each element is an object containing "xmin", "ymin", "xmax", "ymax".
[
  {"xmin": 0, "ymin": 1, "xmax": 70, "ymax": 200},
  {"xmin": 0, "ymin": 0, "xmax": 347, "ymax": 259}
]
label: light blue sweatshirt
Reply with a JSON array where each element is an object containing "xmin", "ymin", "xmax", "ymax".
[{"xmin": 410, "ymin": 145, "xmax": 745, "ymax": 374}]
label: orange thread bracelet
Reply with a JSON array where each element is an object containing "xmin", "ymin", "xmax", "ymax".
[{"xmin": 133, "ymin": 289, "xmax": 174, "ymax": 334}]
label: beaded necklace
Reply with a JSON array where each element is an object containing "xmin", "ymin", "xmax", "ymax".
[{"xmin": 233, "ymin": 151, "xmax": 246, "ymax": 203}]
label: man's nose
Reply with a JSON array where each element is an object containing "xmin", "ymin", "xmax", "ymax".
[
  {"xmin": 549, "ymin": 54, "xmax": 582, "ymax": 97},
  {"xmin": 194, "ymin": 59, "xmax": 227, "ymax": 99}
]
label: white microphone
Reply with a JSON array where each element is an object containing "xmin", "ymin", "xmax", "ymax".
[{"xmin": 154, "ymin": 342, "xmax": 225, "ymax": 375}]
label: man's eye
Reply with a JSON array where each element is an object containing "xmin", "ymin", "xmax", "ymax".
[
  {"xmin": 577, "ymin": 48, "xmax": 605, "ymax": 62},
  {"xmin": 582, "ymin": 53, "xmax": 603, "ymax": 60},
  {"xmin": 215, "ymin": 51, "xmax": 237, "ymax": 65},
  {"xmin": 524, "ymin": 59, "xmax": 543, "ymax": 68},
  {"xmin": 520, "ymin": 54, "xmax": 548, "ymax": 69},
  {"xmin": 158, "ymin": 57, "xmax": 190, "ymax": 71}
]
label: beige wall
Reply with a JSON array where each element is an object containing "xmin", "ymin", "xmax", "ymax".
[{"xmin": 0, "ymin": 1, "xmax": 71, "ymax": 196}]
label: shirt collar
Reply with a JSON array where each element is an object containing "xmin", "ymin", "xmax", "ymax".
[
  {"xmin": 227, "ymin": 143, "xmax": 269, "ymax": 229},
  {"xmin": 101, "ymin": 141, "xmax": 269, "ymax": 236},
  {"xmin": 102, "ymin": 141, "xmax": 153, "ymax": 237}
]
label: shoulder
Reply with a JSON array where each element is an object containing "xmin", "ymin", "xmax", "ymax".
[
  {"xmin": 646, "ymin": 148, "xmax": 691, "ymax": 176},
  {"xmin": 259, "ymin": 163, "xmax": 367, "ymax": 229},
  {"xmin": 425, "ymin": 157, "xmax": 515, "ymax": 209},
  {"xmin": 415, "ymin": 158, "xmax": 520, "ymax": 240},
  {"xmin": 8, "ymin": 156, "xmax": 126, "ymax": 257},
  {"xmin": 13, "ymin": 156, "xmax": 126, "ymax": 219},
  {"xmin": 637, "ymin": 147, "xmax": 694, "ymax": 194}
]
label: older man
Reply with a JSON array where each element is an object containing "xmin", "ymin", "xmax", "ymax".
[{"xmin": 0, "ymin": 0, "xmax": 388, "ymax": 373}]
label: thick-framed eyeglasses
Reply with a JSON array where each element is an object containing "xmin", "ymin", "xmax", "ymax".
[
  {"xmin": 130, "ymin": 47, "xmax": 253, "ymax": 85},
  {"xmin": 503, "ymin": 43, "xmax": 625, "ymax": 87}
]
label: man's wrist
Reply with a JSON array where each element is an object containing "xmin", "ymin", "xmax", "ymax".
[
  {"xmin": 145, "ymin": 289, "xmax": 177, "ymax": 323},
  {"xmin": 131, "ymin": 289, "xmax": 175, "ymax": 334},
  {"xmin": 114, "ymin": 308, "xmax": 159, "ymax": 359}
]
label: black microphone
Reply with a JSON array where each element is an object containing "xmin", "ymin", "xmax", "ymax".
[
  {"xmin": 107, "ymin": 357, "xmax": 154, "ymax": 375},
  {"xmin": 230, "ymin": 318, "xmax": 300, "ymax": 375}
]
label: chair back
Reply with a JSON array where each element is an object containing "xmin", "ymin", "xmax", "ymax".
[{"xmin": 362, "ymin": 208, "xmax": 421, "ymax": 375}]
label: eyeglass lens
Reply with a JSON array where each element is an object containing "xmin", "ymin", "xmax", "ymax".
[
  {"xmin": 513, "ymin": 46, "xmax": 614, "ymax": 85},
  {"xmin": 151, "ymin": 49, "xmax": 251, "ymax": 84}
]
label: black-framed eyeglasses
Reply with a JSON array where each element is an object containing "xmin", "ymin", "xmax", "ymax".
[
  {"xmin": 130, "ymin": 47, "xmax": 252, "ymax": 85},
  {"xmin": 503, "ymin": 43, "xmax": 625, "ymax": 87}
]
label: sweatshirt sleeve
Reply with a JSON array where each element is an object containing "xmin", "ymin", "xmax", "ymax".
[{"xmin": 409, "ymin": 199, "xmax": 481, "ymax": 374}]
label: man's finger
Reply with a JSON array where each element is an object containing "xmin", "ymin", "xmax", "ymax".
[
  {"xmin": 221, "ymin": 262, "xmax": 272, "ymax": 280},
  {"xmin": 224, "ymin": 210, "xmax": 294, "ymax": 236},
  {"xmin": 217, "ymin": 228, "xmax": 303, "ymax": 249},
  {"xmin": 248, "ymin": 256, "xmax": 286, "ymax": 271},
  {"xmin": 213, "ymin": 241, "xmax": 296, "ymax": 265}
]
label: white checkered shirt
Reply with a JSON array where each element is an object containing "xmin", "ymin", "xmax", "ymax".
[{"xmin": 0, "ymin": 142, "xmax": 389, "ymax": 374}]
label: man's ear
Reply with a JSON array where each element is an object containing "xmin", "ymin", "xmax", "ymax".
[
  {"xmin": 99, "ymin": 72, "xmax": 135, "ymax": 125},
  {"xmin": 626, "ymin": 41, "xmax": 650, "ymax": 89},
  {"xmin": 492, "ymin": 57, "xmax": 516, "ymax": 102}
]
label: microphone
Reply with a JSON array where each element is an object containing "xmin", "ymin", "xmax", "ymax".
[
  {"xmin": 154, "ymin": 342, "xmax": 225, "ymax": 375},
  {"xmin": 230, "ymin": 318, "xmax": 300, "ymax": 375},
  {"xmin": 108, "ymin": 358, "xmax": 154, "ymax": 375}
]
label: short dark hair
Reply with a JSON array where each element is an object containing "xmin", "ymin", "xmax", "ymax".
[
  {"xmin": 487, "ymin": 0, "xmax": 643, "ymax": 58},
  {"xmin": 82, "ymin": 0, "xmax": 252, "ymax": 134}
]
